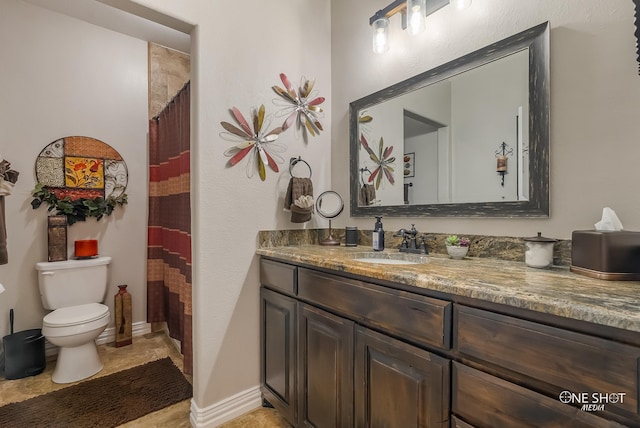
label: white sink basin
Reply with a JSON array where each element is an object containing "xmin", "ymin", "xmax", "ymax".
[
  {"xmin": 350, "ymin": 252, "xmax": 428, "ymax": 265},
  {"xmin": 0, "ymin": 282, "xmax": 4, "ymax": 294}
]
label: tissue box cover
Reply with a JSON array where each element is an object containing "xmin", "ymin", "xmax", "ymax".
[{"xmin": 570, "ymin": 230, "xmax": 640, "ymax": 280}]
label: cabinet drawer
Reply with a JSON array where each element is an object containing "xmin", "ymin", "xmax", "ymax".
[
  {"xmin": 452, "ymin": 363, "xmax": 623, "ymax": 428},
  {"xmin": 261, "ymin": 259, "xmax": 297, "ymax": 295},
  {"xmin": 454, "ymin": 305, "xmax": 640, "ymax": 422},
  {"xmin": 298, "ymin": 268, "xmax": 451, "ymax": 350}
]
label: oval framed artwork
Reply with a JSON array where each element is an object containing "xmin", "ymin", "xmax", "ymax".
[{"xmin": 35, "ymin": 136, "xmax": 128, "ymax": 201}]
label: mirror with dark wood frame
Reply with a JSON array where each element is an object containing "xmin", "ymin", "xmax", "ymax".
[{"xmin": 350, "ymin": 22, "xmax": 549, "ymax": 217}]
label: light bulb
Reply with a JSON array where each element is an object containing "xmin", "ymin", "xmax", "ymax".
[
  {"xmin": 407, "ymin": 0, "xmax": 426, "ymax": 35},
  {"xmin": 451, "ymin": 0, "xmax": 472, "ymax": 10},
  {"xmin": 372, "ymin": 18, "xmax": 389, "ymax": 54}
]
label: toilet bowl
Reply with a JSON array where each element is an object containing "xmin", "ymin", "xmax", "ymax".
[
  {"xmin": 36, "ymin": 256, "xmax": 112, "ymax": 384},
  {"xmin": 42, "ymin": 303, "xmax": 110, "ymax": 383}
]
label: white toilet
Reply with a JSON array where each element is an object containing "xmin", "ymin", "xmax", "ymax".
[{"xmin": 35, "ymin": 256, "xmax": 112, "ymax": 383}]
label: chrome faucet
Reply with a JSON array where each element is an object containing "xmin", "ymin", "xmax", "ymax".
[{"xmin": 394, "ymin": 224, "xmax": 429, "ymax": 254}]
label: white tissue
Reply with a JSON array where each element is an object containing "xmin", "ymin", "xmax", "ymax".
[
  {"xmin": 293, "ymin": 195, "xmax": 314, "ymax": 209},
  {"xmin": 594, "ymin": 207, "xmax": 623, "ymax": 231}
]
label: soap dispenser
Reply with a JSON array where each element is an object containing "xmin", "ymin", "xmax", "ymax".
[{"xmin": 373, "ymin": 216, "xmax": 385, "ymax": 251}]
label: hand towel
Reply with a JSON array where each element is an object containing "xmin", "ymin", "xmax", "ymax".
[
  {"xmin": 284, "ymin": 177, "xmax": 314, "ymax": 223},
  {"xmin": 0, "ymin": 180, "xmax": 14, "ymax": 197},
  {"xmin": 358, "ymin": 183, "xmax": 376, "ymax": 206},
  {"xmin": 0, "ymin": 196, "xmax": 7, "ymax": 265},
  {"xmin": 0, "ymin": 158, "xmax": 18, "ymax": 265}
]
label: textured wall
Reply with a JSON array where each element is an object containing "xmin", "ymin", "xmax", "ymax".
[
  {"xmin": 126, "ymin": 0, "xmax": 333, "ymax": 415},
  {"xmin": 0, "ymin": 0, "xmax": 148, "ymax": 339},
  {"xmin": 331, "ymin": 0, "xmax": 640, "ymax": 240}
]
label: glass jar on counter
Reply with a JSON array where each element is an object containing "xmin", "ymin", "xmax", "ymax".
[{"xmin": 524, "ymin": 232, "xmax": 556, "ymax": 268}]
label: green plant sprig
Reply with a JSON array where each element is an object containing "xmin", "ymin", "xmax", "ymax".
[
  {"xmin": 445, "ymin": 235, "xmax": 470, "ymax": 247},
  {"xmin": 31, "ymin": 183, "xmax": 128, "ymax": 225}
]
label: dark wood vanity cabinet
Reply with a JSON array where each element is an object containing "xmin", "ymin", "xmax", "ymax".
[
  {"xmin": 298, "ymin": 303, "xmax": 354, "ymax": 427},
  {"xmin": 297, "ymin": 301, "xmax": 449, "ymax": 428},
  {"xmin": 260, "ymin": 258, "xmax": 640, "ymax": 427},
  {"xmin": 296, "ymin": 267, "xmax": 452, "ymax": 350},
  {"xmin": 260, "ymin": 287, "xmax": 298, "ymax": 425},
  {"xmin": 260, "ymin": 257, "xmax": 299, "ymax": 424},
  {"xmin": 453, "ymin": 305, "xmax": 640, "ymax": 427},
  {"xmin": 355, "ymin": 326, "xmax": 450, "ymax": 428},
  {"xmin": 452, "ymin": 363, "xmax": 621, "ymax": 428},
  {"xmin": 260, "ymin": 260, "xmax": 452, "ymax": 427}
]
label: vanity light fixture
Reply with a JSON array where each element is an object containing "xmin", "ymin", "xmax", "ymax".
[
  {"xmin": 369, "ymin": 0, "xmax": 469, "ymax": 54},
  {"xmin": 372, "ymin": 17, "xmax": 390, "ymax": 54},
  {"xmin": 407, "ymin": 0, "xmax": 427, "ymax": 35},
  {"xmin": 451, "ymin": 0, "xmax": 472, "ymax": 10}
]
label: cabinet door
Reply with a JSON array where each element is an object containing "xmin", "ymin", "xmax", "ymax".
[
  {"xmin": 261, "ymin": 287, "xmax": 297, "ymax": 426},
  {"xmin": 298, "ymin": 303, "xmax": 354, "ymax": 428},
  {"xmin": 355, "ymin": 326, "xmax": 450, "ymax": 428}
]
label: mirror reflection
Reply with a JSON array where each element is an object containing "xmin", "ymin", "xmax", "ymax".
[
  {"xmin": 350, "ymin": 22, "xmax": 549, "ymax": 217},
  {"xmin": 360, "ymin": 50, "xmax": 528, "ymax": 206},
  {"xmin": 316, "ymin": 190, "xmax": 344, "ymax": 246},
  {"xmin": 317, "ymin": 190, "xmax": 344, "ymax": 219}
]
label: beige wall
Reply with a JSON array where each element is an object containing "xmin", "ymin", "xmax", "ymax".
[
  {"xmin": 148, "ymin": 43, "xmax": 190, "ymax": 119},
  {"xmin": 331, "ymin": 0, "xmax": 640, "ymax": 239},
  {"xmin": 127, "ymin": 0, "xmax": 333, "ymax": 417},
  {"xmin": 2, "ymin": 0, "xmax": 332, "ymax": 422},
  {"xmin": 6, "ymin": 0, "xmax": 640, "ymax": 424},
  {"xmin": 0, "ymin": 0, "xmax": 148, "ymax": 339}
]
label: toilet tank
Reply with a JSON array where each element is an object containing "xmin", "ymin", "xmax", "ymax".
[{"xmin": 36, "ymin": 256, "xmax": 112, "ymax": 310}]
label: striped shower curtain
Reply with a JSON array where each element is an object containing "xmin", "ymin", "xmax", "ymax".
[{"xmin": 147, "ymin": 82, "xmax": 192, "ymax": 374}]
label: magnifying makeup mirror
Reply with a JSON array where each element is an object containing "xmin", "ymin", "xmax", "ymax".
[{"xmin": 316, "ymin": 191, "xmax": 344, "ymax": 246}]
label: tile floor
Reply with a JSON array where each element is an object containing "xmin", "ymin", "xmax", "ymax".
[{"xmin": 0, "ymin": 332, "xmax": 290, "ymax": 427}]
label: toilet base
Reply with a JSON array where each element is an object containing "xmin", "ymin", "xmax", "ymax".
[{"xmin": 51, "ymin": 341, "xmax": 103, "ymax": 384}]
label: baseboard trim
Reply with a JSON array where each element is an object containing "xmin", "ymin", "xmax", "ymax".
[
  {"xmin": 45, "ymin": 321, "xmax": 152, "ymax": 357},
  {"xmin": 190, "ymin": 385, "xmax": 262, "ymax": 428}
]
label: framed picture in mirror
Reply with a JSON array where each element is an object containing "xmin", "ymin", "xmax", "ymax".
[{"xmin": 403, "ymin": 153, "xmax": 415, "ymax": 178}]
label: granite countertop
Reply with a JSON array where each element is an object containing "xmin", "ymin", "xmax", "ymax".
[{"xmin": 257, "ymin": 245, "xmax": 640, "ymax": 334}]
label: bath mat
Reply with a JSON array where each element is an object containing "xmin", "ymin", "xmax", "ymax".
[{"xmin": 0, "ymin": 357, "xmax": 192, "ymax": 427}]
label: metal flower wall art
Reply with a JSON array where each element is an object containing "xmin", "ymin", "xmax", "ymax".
[
  {"xmin": 272, "ymin": 73, "xmax": 325, "ymax": 141},
  {"xmin": 221, "ymin": 105, "xmax": 286, "ymax": 181},
  {"xmin": 360, "ymin": 134, "xmax": 396, "ymax": 190},
  {"xmin": 358, "ymin": 111, "xmax": 374, "ymax": 140}
]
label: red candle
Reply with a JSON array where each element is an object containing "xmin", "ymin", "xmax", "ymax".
[{"xmin": 75, "ymin": 240, "xmax": 98, "ymax": 258}]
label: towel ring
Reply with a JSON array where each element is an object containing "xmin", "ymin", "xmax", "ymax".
[
  {"xmin": 289, "ymin": 157, "xmax": 312, "ymax": 178},
  {"xmin": 359, "ymin": 167, "xmax": 371, "ymax": 185}
]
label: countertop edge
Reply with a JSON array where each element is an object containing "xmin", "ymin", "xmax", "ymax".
[{"xmin": 257, "ymin": 246, "xmax": 640, "ymax": 334}]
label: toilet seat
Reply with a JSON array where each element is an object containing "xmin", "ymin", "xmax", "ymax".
[
  {"xmin": 41, "ymin": 303, "xmax": 110, "ymax": 384},
  {"xmin": 44, "ymin": 303, "xmax": 109, "ymax": 327}
]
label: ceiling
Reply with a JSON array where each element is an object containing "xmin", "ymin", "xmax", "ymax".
[{"xmin": 24, "ymin": 0, "xmax": 191, "ymax": 53}]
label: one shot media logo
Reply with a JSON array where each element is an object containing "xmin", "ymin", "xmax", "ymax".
[{"xmin": 558, "ymin": 390, "xmax": 626, "ymax": 412}]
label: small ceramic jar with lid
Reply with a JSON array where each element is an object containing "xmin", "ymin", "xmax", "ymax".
[{"xmin": 524, "ymin": 232, "xmax": 556, "ymax": 268}]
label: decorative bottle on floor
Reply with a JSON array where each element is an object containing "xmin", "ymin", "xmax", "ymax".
[{"xmin": 114, "ymin": 284, "xmax": 132, "ymax": 347}]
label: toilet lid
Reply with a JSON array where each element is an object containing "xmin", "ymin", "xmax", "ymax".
[{"xmin": 43, "ymin": 303, "xmax": 109, "ymax": 327}]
